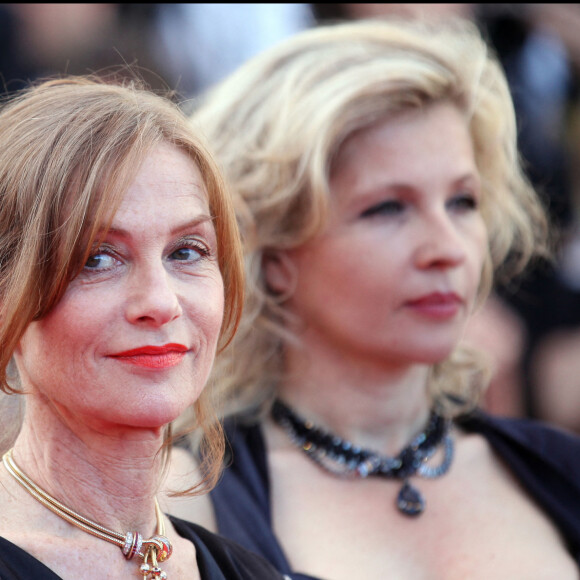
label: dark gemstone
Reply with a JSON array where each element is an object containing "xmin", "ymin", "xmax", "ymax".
[
  {"xmin": 397, "ymin": 448, "xmax": 420, "ymax": 477},
  {"xmin": 396, "ymin": 482, "xmax": 425, "ymax": 516}
]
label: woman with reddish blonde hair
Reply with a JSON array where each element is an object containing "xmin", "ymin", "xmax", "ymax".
[{"xmin": 0, "ymin": 76, "xmax": 284, "ymax": 579}]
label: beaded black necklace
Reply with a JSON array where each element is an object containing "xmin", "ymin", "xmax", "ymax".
[{"xmin": 271, "ymin": 399, "xmax": 454, "ymax": 516}]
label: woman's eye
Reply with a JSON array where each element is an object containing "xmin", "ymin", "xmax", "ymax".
[
  {"xmin": 84, "ymin": 252, "xmax": 119, "ymax": 270},
  {"xmin": 448, "ymin": 193, "xmax": 478, "ymax": 212},
  {"xmin": 360, "ymin": 200, "xmax": 404, "ymax": 218},
  {"xmin": 169, "ymin": 243, "xmax": 210, "ymax": 262}
]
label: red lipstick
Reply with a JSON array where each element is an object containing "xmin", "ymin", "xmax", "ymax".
[
  {"xmin": 406, "ymin": 292, "xmax": 462, "ymax": 320},
  {"xmin": 109, "ymin": 344, "xmax": 188, "ymax": 369}
]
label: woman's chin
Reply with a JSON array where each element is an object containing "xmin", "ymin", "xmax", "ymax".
[
  {"xmin": 400, "ymin": 345, "xmax": 458, "ymax": 367},
  {"xmin": 82, "ymin": 403, "xmax": 187, "ymax": 434}
]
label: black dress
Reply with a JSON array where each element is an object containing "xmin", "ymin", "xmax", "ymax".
[
  {"xmin": 207, "ymin": 410, "xmax": 580, "ymax": 580},
  {"xmin": 0, "ymin": 516, "xmax": 284, "ymax": 579}
]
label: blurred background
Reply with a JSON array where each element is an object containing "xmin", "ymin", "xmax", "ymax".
[{"xmin": 2, "ymin": 3, "xmax": 580, "ymax": 437}]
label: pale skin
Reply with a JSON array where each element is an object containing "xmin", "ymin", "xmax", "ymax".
[
  {"xmin": 0, "ymin": 142, "xmax": 225, "ymax": 579},
  {"xmin": 166, "ymin": 103, "xmax": 579, "ymax": 579}
]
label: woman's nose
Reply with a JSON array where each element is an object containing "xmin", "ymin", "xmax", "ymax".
[
  {"xmin": 413, "ymin": 213, "xmax": 467, "ymax": 270},
  {"xmin": 124, "ymin": 263, "xmax": 182, "ymax": 326}
]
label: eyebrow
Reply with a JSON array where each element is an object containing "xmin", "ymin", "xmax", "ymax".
[
  {"xmin": 97, "ymin": 215, "xmax": 216, "ymax": 239},
  {"xmin": 376, "ymin": 172, "xmax": 481, "ymax": 195},
  {"xmin": 454, "ymin": 172, "xmax": 480, "ymax": 184}
]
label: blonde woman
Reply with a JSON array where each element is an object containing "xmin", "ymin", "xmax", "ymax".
[{"xmin": 170, "ymin": 17, "xmax": 580, "ymax": 580}]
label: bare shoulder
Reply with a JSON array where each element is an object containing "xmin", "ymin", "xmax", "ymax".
[{"xmin": 160, "ymin": 446, "xmax": 217, "ymax": 532}]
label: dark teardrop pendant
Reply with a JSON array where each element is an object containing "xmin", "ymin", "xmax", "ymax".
[{"xmin": 396, "ymin": 481, "xmax": 425, "ymax": 516}]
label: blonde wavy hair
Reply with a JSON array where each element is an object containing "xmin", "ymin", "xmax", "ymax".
[
  {"xmin": 0, "ymin": 76, "xmax": 244, "ymax": 491},
  {"xmin": 190, "ymin": 17, "xmax": 549, "ymax": 421}
]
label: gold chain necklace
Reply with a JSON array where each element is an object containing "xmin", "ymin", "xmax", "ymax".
[{"xmin": 2, "ymin": 448, "xmax": 173, "ymax": 579}]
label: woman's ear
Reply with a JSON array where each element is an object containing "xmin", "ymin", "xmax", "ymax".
[{"xmin": 263, "ymin": 251, "xmax": 297, "ymax": 298}]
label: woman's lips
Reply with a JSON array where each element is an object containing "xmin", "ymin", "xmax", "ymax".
[
  {"xmin": 405, "ymin": 292, "xmax": 463, "ymax": 319},
  {"xmin": 108, "ymin": 344, "xmax": 188, "ymax": 369}
]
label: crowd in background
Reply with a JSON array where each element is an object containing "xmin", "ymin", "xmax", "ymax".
[{"xmin": 2, "ymin": 3, "xmax": 580, "ymax": 434}]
